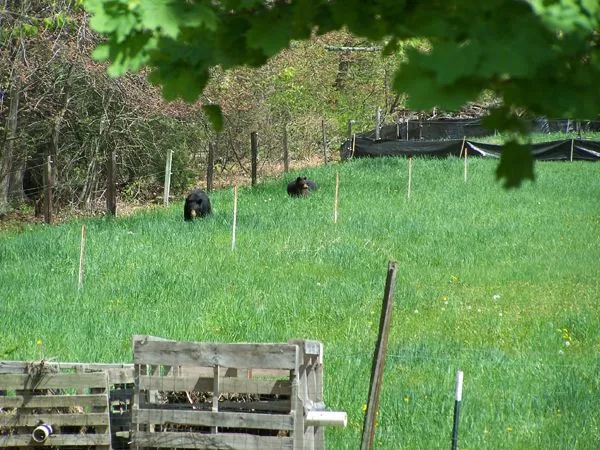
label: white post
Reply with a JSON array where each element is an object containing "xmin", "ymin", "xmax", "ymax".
[
  {"xmin": 451, "ymin": 370, "xmax": 464, "ymax": 450},
  {"xmin": 78, "ymin": 224, "xmax": 86, "ymax": 291},
  {"xmin": 463, "ymin": 146, "xmax": 468, "ymax": 183},
  {"xmin": 163, "ymin": 149, "xmax": 173, "ymax": 207},
  {"xmin": 459, "ymin": 136, "xmax": 466, "ymax": 158},
  {"xmin": 231, "ymin": 185, "xmax": 238, "ymax": 250},
  {"xmin": 375, "ymin": 106, "xmax": 381, "ymax": 140},
  {"xmin": 570, "ymin": 139, "xmax": 574, "ymax": 162},
  {"xmin": 334, "ymin": 171, "xmax": 339, "ymax": 224},
  {"xmin": 407, "ymin": 155, "xmax": 413, "ymax": 199}
]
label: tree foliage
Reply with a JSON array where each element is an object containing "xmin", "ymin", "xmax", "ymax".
[
  {"xmin": 0, "ymin": 1, "xmax": 206, "ymax": 211},
  {"xmin": 84, "ymin": 0, "xmax": 600, "ymax": 187}
]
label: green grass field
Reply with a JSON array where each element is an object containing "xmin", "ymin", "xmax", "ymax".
[
  {"xmin": 470, "ymin": 130, "xmax": 600, "ymax": 144},
  {"xmin": 1, "ymin": 156, "xmax": 599, "ymax": 449}
]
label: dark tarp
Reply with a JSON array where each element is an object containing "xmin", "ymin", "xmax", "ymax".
[
  {"xmin": 340, "ymin": 138, "xmax": 600, "ymax": 161},
  {"xmin": 365, "ymin": 119, "xmax": 600, "ymax": 141}
]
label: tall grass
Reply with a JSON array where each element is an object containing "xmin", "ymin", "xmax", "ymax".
[
  {"xmin": 1, "ymin": 157, "xmax": 599, "ymax": 448},
  {"xmin": 470, "ymin": 130, "xmax": 600, "ymax": 144}
]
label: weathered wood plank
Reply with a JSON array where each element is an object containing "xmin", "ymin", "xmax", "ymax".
[
  {"xmin": 0, "ymin": 433, "xmax": 111, "ymax": 446},
  {"xmin": 218, "ymin": 399, "xmax": 291, "ymax": 413},
  {"xmin": 0, "ymin": 393, "xmax": 108, "ymax": 408},
  {"xmin": 138, "ymin": 375, "xmax": 292, "ymax": 395},
  {"xmin": 0, "ymin": 372, "xmax": 107, "ymax": 389},
  {"xmin": 0, "ymin": 360, "xmax": 133, "ymax": 373},
  {"xmin": 135, "ymin": 399, "xmax": 291, "ymax": 413},
  {"xmin": 106, "ymin": 367, "xmax": 135, "ymax": 384},
  {"xmin": 133, "ymin": 430, "xmax": 293, "ymax": 449},
  {"xmin": 292, "ymin": 340, "xmax": 323, "ymax": 357},
  {"xmin": 133, "ymin": 340, "xmax": 299, "ymax": 370},
  {"xmin": 250, "ymin": 368, "xmax": 291, "ymax": 378},
  {"xmin": 133, "ymin": 408, "xmax": 294, "ymax": 430},
  {"xmin": 0, "ymin": 412, "xmax": 110, "ymax": 427}
]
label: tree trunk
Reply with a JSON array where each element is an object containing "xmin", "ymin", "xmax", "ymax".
[{"xmin": 0, "ymin": 69, "xmax": 23, "ymax": 208}]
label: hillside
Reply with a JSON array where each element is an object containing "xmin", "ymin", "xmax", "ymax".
[{"xmin": 0, "ymin": 2, "xmax": 502, "ymax": 226}]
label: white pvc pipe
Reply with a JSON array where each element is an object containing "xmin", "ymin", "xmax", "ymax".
[
  {"xmin": 306, "ymin": 411, "xmax": 348, "ymax": 428},
  {"xmin": 32, "ymin": 423, "xmax": 53, "ymax": 443},
  {"xmin": 455, "ymin": 370, "xmax": 464, "ymax": 401}
]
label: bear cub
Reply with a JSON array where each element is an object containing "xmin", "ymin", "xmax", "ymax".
[{"xmin": 184, "ymin": 189, "xmax": 212, "ymax": 220}]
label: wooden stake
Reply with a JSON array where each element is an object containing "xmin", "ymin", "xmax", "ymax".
[
  {"xmin": 322, "ymin": 119, "xmax": 328, "ymax": 165},
  {"xmin": 570, "ymin": 138, "xmax": 574, "ymax": 162},
  {"xmin": 207, "ymin": 141, "xmax": 215, "ymax": 192},
  {"xmin": 163, "ymin": 149, "xmax": 173, "ymax": 207},
  {"xmin": 360, "ymin": 261, "xmax": 397, "ymax": 450},
  {"xmin": 78, "ymin": 224, "xmax": 86, "ymax": 291},
  {"xmin": 282, "ymin": 123, "xmax": 289, "ymax": 173},
  {"xmin": 351, "ymin": 134, "xmax": 356, "ymax": 159},
  {"xmin": 459, "ymin": 136, "xmax": 466, "ymax": 158},
  {"xmin": 107, "ymin": 150, "xmax": 117, "ymax": 216},
  {"xmin": 407, "ymin": 155, "xmax": 413, "ymax": 199},
  {"xmin": 231, "ymin": 185, "xmax": 238, "ymax": 250},
  {"xmin": 44, "ymin": 155, "xmax": 53, "ymax": 224},
  {"xmin": 334, "ymin": 171, "xmax": 339, "ymax": 224},
  {"xmin": 463, "ymin": 146, "xmax": 468, "ymax": 183},
  {"xmin": 250, "ymin": 132, "xmax": 258, "ymax": 187}
]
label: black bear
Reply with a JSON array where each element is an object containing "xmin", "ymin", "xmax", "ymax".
[
  {"xmin": 287, "ymin": 176, "xmax": 318, "ymax": 197},
  {"xmin": 184, "ymin": 189, "xmax": 212, "ymax": 221}
]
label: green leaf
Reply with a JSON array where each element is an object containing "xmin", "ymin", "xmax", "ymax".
[
  {"xmin": 246, "ymin": 12, "xmax": 293, "ymax": 57},
  {"xmin": 138, "ymin": 0, "xmax": 181, "ymax": 38},
  {"xmin": 91, "ymin": 43, "xmax": 110, "ymax": 61},
  {"xmin": 202, "ymin": 104, "xmax": 223, "ymax": 131},
  {"xmin": 99, "ymin": 32, "xmax": 154, "ymax": 75},
  {"xmin": 481, "ymin": 106, "xmax": 529, "ymax": 135},
  {"xmin": 419, "ymin": 42, "xmax": 480, "ymax": 86},
  {"xmin": 393, "ymin": 60, "xmax": 482, "ymax": 111},
  {"xmin": 86, "ymin": 0, "xmax": 139, "ymax": 41},
  {"xmin": 149, "ymin": 67, "xmax": 209, "ymax": 102},
  {"xmin": 495, "ymin": 140, "xmax": 535, "ymax": 189}
]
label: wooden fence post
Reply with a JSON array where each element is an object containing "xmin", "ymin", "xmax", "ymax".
[
  {"xmin": 375, "ymin": 106, "xmax": 381, "ymax": 140},
  {"xmin": 163, "ymin": 150, "xmax": 172, "ymax": 207},
  {"xmin": 78, "ymin": 224, "xmax": 86, "ymax": 291},
  {"xmin": 106, "ymin": 150, "xmax": 116, "ymax": 216},
  {"xmin": 282, "ymin": 123, "xmax": 289, "ymax": 173},
  {"xmin": 44, "ymin": 155, "xmax": 53, "ymax": 224},
  {"xmin": 361, "ymin": 261, "xmax": 397, "ymax": 450},
  {"xmin": 207, "ymin": 142, "xmax": 215, "ymax": 192},
  {"xmin": 321, "ymin": 119, "xmax": 328, "ymax": 165},
  {"xmin": 570, "ymin": 139, "xmax": 574, "ymax": 162},
  {"xmin": 250, "ymin": 132, "xmax": 258, "ymax": 187},
  {"xmin": 407, "ymin": 154, "xmax": 413, "ymax": 200},
  {"xmin": 232, "ymin": 185, "xmax": 238, "ymax": 251},
  {"xmin": 464, "ymin": 146, "xmax": 468, "ymax": 183},
  {"xmin": 334, "ymin": 171, "xmax": 339, "ymax": 224}
]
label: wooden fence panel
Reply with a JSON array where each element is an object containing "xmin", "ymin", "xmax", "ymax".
[
  {"xmin": 0, "ymin": 369, "xmax": 111, "ymax": 449},
  {"xmin": 131, "ymin": 335, "xmax": 306, "ymax": 450}
]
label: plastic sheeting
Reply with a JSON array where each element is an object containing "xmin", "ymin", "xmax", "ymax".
[
  {"xmin": 340, "ymin": 137, "xmax": 600, "ymax": 162},
  {"xmin": 362, "ymin": 119, "xmax": 600, "ymax": 141}
]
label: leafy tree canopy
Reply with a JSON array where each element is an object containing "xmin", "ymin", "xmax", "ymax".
[{"xmin": 84, "ymin": 0, "xmax": 600, "ymax": 187}]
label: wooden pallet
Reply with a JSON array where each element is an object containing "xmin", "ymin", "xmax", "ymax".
[
  {"xmin": 0, "ymin": 363, "xmax": 112, "ymax": 448},
  {"xmin": 130, "ymin": 335, "xmax": 326, "ymax": 450}
]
